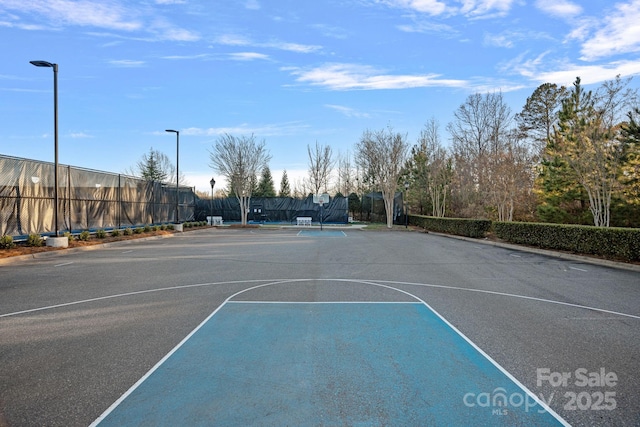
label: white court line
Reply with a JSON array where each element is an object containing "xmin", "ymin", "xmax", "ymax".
[
  {"xmin": 376, "ymin": 279, "xmax": 640, "ymax": 320},
  {"xmin": 0, "ymin": 279, "xmax": 271, "ymax": 318},
  {"xmin": 3, "ymin": 278, "xmax": 638, "ymax": 321},
  {"xmin": 509, "ymin": 254, "xmax": 522, "ymax": 258},
  {"xmin": 228, "ymin": 300, "xmax": 418, "ymax": 304},
  {"xmin": 121, "ymin": 250, "xmax": 133, "ymax": 254}
]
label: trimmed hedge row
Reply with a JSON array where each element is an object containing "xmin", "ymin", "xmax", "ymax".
[
  {"xmin": 408, "ymin": 215, "xmax": 640, "ymax": 261},
  {"xmin": 409, "ymin": 215, "xmax": 492, "ymax": 238},
  {"xmin": 493, "ymin": 221, "xmax": 640, "ymax": 262}
]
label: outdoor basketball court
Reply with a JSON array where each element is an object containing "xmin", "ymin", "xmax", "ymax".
[
  {"xmin": 90, "ymin": 278, "xmax": 567, "ymax": 426},
  {"xmin": 2, "ymin": 227, "xmax": 638, "ymax": 426}
]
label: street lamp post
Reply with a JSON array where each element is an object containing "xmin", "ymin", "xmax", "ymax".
[
  {"xmin": 404, "ymin": 181, "xmax": 409, "ymax": 228},
  {"xmin": 30, "ymin": 60, "xmax": 61, "ymax": 238},
  {"xmin": 165, "ymin": 129, "xmax": 180, "ymax": 224},
  {"xmin": 214, "ymin": 178, "xmax": 216, "ymax": 225}
]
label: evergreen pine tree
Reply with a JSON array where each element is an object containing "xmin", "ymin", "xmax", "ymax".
[
  {"xmin": 279, "ymin": 169, "xmax": 291, "ymax": 197},
  {"xmin": 255, "ymin": 166, "xmax": 276, "ymax": 197}
]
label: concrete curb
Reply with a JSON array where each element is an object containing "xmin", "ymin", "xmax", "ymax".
[
  {"xmin": 427, "ymin": 231, "xmax": 640, "ymax": 273},
  {"xmin": 0, "ymin": 233, "xmax": 175, "ymax": 266}
]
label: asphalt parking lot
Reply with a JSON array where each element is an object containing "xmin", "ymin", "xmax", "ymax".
[{"xmin": 1, "ymin": 227, "xmax": 638, "ymax": 426}]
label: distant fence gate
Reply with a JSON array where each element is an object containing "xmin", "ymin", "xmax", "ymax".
[{"xmin": 0, "ymin": 155, "xmax": 195, "ymax": 237}]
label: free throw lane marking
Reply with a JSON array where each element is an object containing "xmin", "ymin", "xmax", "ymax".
[{"xmin": 93, "ymin": 300, "xmax": 567, "ymax": 426}]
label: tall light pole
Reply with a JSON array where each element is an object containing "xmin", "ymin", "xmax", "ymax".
[
  {"xmin": 165, "ymin": 129, "xmax": 179, "ymax": 223},
  {"xmin": 30, "ymin": 60, "xmax": 60, "ymax": 237},
  {"xmin": 214, "ymin": 178, "xmax": 216, "ymax": 225},
  {"xmin": 404, "ymin": 181, "xmax": 409, "ymax": 228}
]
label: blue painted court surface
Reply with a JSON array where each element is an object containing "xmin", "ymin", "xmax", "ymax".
[{"xmin": 94, "ymin": 302, "xmax": 567, "ymax": 426}]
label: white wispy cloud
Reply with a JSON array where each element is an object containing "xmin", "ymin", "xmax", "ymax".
[
  {"xmin": 228, "ymin": 52, "xmax": 270, "ymax": 61},
  {"xmin": 0, "ymin": 20, "xmax": 49, "ymax": 30},
  {"xmin": 534, "ymin": 0, "xmax": 582, "ymax": 19},
  {"xmin": 161, "ymin": 53, "xmax": 211, "ymax": 60},
  {"xmin": 483, "ymin": 30, "xmax": 553, "ymax": 49},
  {"xmin": 376, "ymin": 0, "xmax": 448, "ymax": 16},
  {"xmin": 69, "ymin": 132, "xmax": 93, "ymax": 138},
  {"xmin": 396, "ymin": 19, "xmax": 457, "ymax": 35},
  {"xmin": 214, "ymin": 34, "xmax": 251, "ymax": 46},
  {"xmin": 579, "ymin": 0, "xmax": 640, "ymax": 61},
  {"xmin": 457, "ymin": 0, "xmax": 516, "ymax": 19},
  {"xmin": 0, "ymin": 0, "xmax": 142, "ymax": 31},
  {"xmin": 534, "ymin": 61, "xmax": 640, "ymax": 86},
  {"xmin": 505, "ymin": 52, "xmax": 640, "ymax": 86},
  {"xmin": 285, "ymin": 63, "xmax": 467, "ymax": 90},
  {"xmin": 214, "ymin": 34, "xmax": 321, "ymax": 54},
  {"xmin": 0, "ymin": 0, "xmax": 199, "ymax": 41},
  {"xmin": 324, "ymin": 105, "xmax": 371, "ymax": 118},
  {"xmin": 153, "ymin": 24, "xmax": 199, "ymax": 42},
  {"xmin": 483, "ymin": 32, "xmax": 514, "ymax": 48},
  {"xmin": 108, "ymin": 59, "xmax": 145, "ymax": 67},
  {"xmin": 379, "ymin": 0, "xmax": 516, "ymax": 18},
  {"xmin": 180, "ymin": 122, "xmax": 310, "ymax": 137}
]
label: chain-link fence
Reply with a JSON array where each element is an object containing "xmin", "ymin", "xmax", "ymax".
[{"xmin": 0, "ymin": 155, "xmax": 195, "ymax": 238}]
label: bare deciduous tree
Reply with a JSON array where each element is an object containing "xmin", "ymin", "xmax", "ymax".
[
  {"xmin": 417, "ymin": 119, "xmax": 452, "ymax": 217},
  {"xmin": 356, "ymin": 127, "xmax": 409, "ymax": 228},
  {"xmin": 209, "ymin": 134, "xmax": 271, "ymax": 225},
  {"xmin": 336, "ymin": 151, "xmax": 355, "ymax": 195},
  {"xmin": 307, "ymin": 141, "xmax": 335, "ymax": 196},
  {"xmin": 486, "ymin": 132, "xmax": 534, "ymax": 221},
  {"xmin": 447, "ymin": 92, "xmax": 513, "ymax": 217}
]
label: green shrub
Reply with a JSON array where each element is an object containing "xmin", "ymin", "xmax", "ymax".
[
  {"xmin": 152, "ymin": 225, "xmax": 160, "ymax": 231},
  {"xmin": 123, "ymin": 228, "xmax": 133, "ymax": 236},
  {"xmin": 410, "ymin": 215, "xmax": 492, "ymax": 238},
  {"xmin": 78, "ymin": 230, "xmax": 91, "ymax": 241},
  {"xmin": 167, "ymin": 224, "xmax": 174, "ymax": 230},
  {"xmin": 494, "ymin": 221, "xmax": 640, "ymax": 261},
  {"xmin": 160, "ymin": 224, "xmax": 167, "ymax": 231},
  {"xmin": 63, "ymin": 231, "xmax": 73, "ymax": 243},
  {"xmin": 96, "ymin": 229, "xmax": 107, "ymax": 238},
  {"xmin": 143, "ymin": 225, "xmax": 151, "ymax": 233},
  {"xmin": 184, "ymin": 222, "xmax": 192, "ymax": 228},
  {"xmin": 111, "ymin": 229, "xmax": 121, "ymax": 237},
  {"xmin": 133, "ymin": 227, "xmax": 143, "ymax": 234},
  {"xmin": 0, "ymin": 235, "xmax": 15, "ymax": 249},
  {"xmin": 27, "ymin": 234, "xmax": 43, "ymax": 247}
]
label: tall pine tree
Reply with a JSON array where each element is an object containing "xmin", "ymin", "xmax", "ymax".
[
  {"xmin": 279, "ymin": 169, "xmax": 291, "ymax": 197},
  {"xmin": 255, "ymin": 166, "xmax": 276, "ymax": 197}
]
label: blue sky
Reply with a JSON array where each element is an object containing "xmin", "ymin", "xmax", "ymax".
[{"xmin": 2, "ymin": 0, "xmax": 640, "ymax": 193}]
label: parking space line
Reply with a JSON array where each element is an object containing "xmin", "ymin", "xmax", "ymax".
[{"xmin": 54, "ymin": 262, "xmax": 73, "ymax": 267}]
